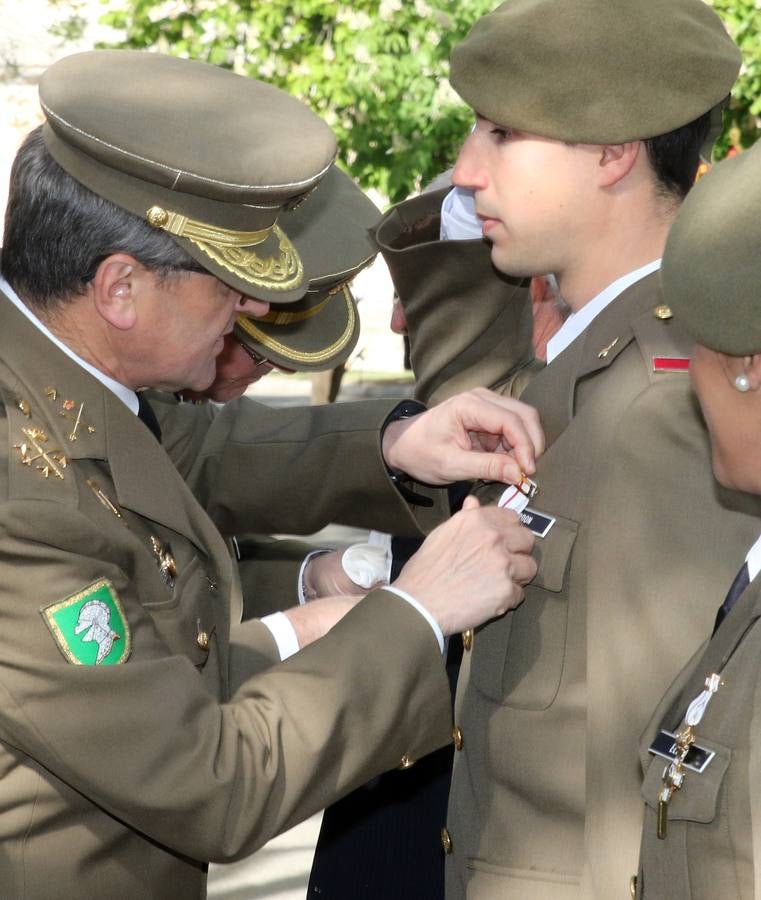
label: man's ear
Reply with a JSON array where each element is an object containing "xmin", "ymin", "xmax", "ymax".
[
  {"xmin": 90, "ymin": 254, "xmax": 140, "ymax": 330},
  {"xmin": 597, "ymin": 142, "xmax": 640, "ymax": 188}
]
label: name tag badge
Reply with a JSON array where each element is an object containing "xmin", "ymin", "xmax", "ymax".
[
  {"xmin": 520, "ymin": 508, "xmax": 556, "ymax": 538},
  {"xmin": 648, "ymin": 730, "xmax": 715, "ymax": 774}
]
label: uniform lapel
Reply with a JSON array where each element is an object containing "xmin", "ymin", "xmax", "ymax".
[
  {"xmin": 520, "ymin": 273, "xmax": 663, "ymax": 448},
  {"xmin": 0, "ymin": 293, "xmax": 220, "ymax": 553},
  {"xmin": 640, "ymin": 575, "xmax": 761, "ymax": 766}
]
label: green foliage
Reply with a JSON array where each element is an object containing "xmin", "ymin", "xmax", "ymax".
[
  {"xmin": 709, "ymin": 0, "xmax": 761, "ymax": 157},
  {"xmin": 86, "ymin": 0, "xmax": 495, "ymax": 202},
  {"xmin": 48, "ymin": 0, "xmax": 759, "ymax": 190}
]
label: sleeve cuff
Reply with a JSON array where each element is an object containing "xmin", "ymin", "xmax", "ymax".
[
  {"xmin": 297, "ymin": 549, "xmax": 331, "ymax": 605},
  {"xmin": 383, "ymin": 585, "xmax": 445, "ymax": 655},
  {"xmin": 260, "ymin": 612, "xmax": 300, "ymax": 661}
]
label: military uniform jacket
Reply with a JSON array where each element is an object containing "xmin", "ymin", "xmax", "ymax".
[
  {"xmin": 636, "ymin": 568, "xmax": 761, "ymax": 900},
  {"xmin": 443, "ymin": 273, "xmax": 761, "ymax": 898},
  {"xmin": 0, "ymin": 293, "xmax": 452, "ymax": 899}
]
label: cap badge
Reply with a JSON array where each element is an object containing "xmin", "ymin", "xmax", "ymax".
[{"xmin": 145, "ymin": 207, "xmax": 303, "ymax": 291}]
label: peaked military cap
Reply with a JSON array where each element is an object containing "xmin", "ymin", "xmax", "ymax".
[
  {"xmin": 451, "ymin": 0, "xmax": 740, "ymax": 144},
  {"xmin": 234, "ymin": 165, "xmax": 380, "ymax": 371},
  {"xmin": 662, "ymin": 143, "xmax": 761, "ymax": 357},
  {"xmin": 39, "ymin": 50, "xmax": 337, "ymax": 303}
]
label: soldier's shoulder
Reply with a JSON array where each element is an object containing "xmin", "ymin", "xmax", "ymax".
[
  {"xmin": 630, "ymin": 302, "xmax": 694, "ymax": 386},
  {"xmin": 0, "ymin": 378, "xmax": 76, "ymax": 506}
]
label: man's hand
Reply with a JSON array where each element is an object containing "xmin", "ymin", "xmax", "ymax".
[
  {"xmin": 303, "ymin": 551, "xmax": 375, "ymax": 599},
  {"xmin": 284, "ymin": 595, "xmax": 363, "ymax": 648},
  {"xmin": 393, "ymin": 497, "xmax": 536, "ymax": 635},
  {"xmin": 382, "ymin": 387, "xmax": 543, "ymax": 486}
]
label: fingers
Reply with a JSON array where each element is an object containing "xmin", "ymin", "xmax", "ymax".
[
  {"xmin": 445, "ymin": 389, "xmax": 544, "ymax": 479},
  {"xmin": 461, "ymin": 495, "xmax": 480, "ymax": 511}
]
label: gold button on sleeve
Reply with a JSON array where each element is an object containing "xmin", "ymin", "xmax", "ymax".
[
  {"xmin": 440, "ymin": 827, "xmax": 453, "ymax": 855},
  {"xmin": 452, "ymin": 725, "xmax": 464, "ymax": 751},
  {"xmin": 462, "ymin": 629, "xmax": 473, "ymax": 651}
]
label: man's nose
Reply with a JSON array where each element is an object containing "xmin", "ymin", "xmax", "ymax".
[{"xmin": 453, "ymin": 135, "xmax": 488, "ymax": 191}]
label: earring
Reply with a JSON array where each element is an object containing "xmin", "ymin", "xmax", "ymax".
[{"xmin": 735, "ymin": 374, "xmax": 751, "ymax": 393}]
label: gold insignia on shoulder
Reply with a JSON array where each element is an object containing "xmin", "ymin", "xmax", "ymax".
[
  {"xmin": 14, "ymin": 427, "xmax": 67, "ymax": 479},
  {"xmin": 44, "ymin": 390, "xmax": 96, "ymax": 441},
  {"xmin": 150, "ymin": 536, "xmax": 177, "ymax": 589},
  {"xmin": 598, "ymin": 337, "xmax": 620, "ymax": 359},
  {"xmin": 16, "ymin": 399, "xmax": 30, "ymax": 417}
]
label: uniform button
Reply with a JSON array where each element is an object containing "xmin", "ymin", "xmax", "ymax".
[
  {"xmin": 629, "ymin": 874, "xmax": 637, "ymax": 897},
  {"xmin": 196, "ymin": 630, "xmax": 210, "ymax": 650},
  {"xmin": 452, "ymin": 725, "xmax": 464, "ymax": 751},
  {"xmin": 399, "ymin": 753, "xmax": 415, "ymax": 770},
  {"xmin": 462, "ymin": 629, "xmax": 473, "ymax": 651},
  {"xmin": 440, "ymin": 827, "xmax": 453, "ymax": 855},
  {"xmin": 654, "ymin": 304, "xmax": 672, "ymax": 320}
]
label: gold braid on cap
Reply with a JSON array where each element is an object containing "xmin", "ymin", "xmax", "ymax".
[
  {"xmin": 145, "ymin": 206, "xmax": 303, "ymax": 290},
  {"xmin": 236, "ymin": 284, "xmax": 355, "ymax": 364}
]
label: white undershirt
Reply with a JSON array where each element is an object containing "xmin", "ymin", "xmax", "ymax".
[
  {"xmin": 545, "ymin": 259, "xmax": 662, "ymax": 364},
  {"xmin": 745, "ymin": 533, "xmax": 761, "ymax": 583}
]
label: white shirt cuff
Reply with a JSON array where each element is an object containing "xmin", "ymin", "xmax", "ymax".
[
  {"xmin": 261, "ymin": 612, "xmax": 300, "ymax": 661},
  {"xmin": 383, "ymin": 586, "xmax": 445, "ymax": 655},
  {"xmin": 298, "ymin": 549, "xmax": 331, "ymax": 605}
]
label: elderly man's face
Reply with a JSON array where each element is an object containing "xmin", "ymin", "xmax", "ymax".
[
  {"xmin": 134, "ymin": 271, "xmax": 268, "ymax": 393},
  {"xmin": 184, "ymin": 333, "xmax": 279, "ymax": 403}
]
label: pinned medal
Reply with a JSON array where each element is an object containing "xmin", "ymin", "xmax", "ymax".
[
  {"xmin": 498, "ymin": 474, "xmax": 555, "ymax": 538},
  {"xmin": 150, "ymin": 536, "xmax": 177, "ymax": 589},
  {"xmin": 14, "ymin": 427, "xmax": 67, "ymax": 479},
  {"xmin": 654, "ymin": 672, "xmax": 722, "ymax": 839}
]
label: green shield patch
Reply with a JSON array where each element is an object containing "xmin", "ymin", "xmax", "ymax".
[{"xmin": 41, "ymin": 579, "xmax": 131, "ymax": 665}]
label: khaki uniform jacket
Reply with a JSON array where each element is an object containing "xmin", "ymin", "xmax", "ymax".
[
  {"xmin": 0, "ymin": 293, "xmax": 452, "ymax": 899},
  {"xmin": 635, "ymin": 571, "xmax": 761, "ymax": 900},
  {"xmin": 442, "ymin": 274, "xmax": 761, "ymax": 898}
]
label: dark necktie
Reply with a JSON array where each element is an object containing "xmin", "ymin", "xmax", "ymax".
[
  {"xmin": 712, "ymin": 561, "xmax": 751, "ymax": 635},
  {"xmin": 136, "ymin": 392, "xmax": 162, "ymax": 443}
]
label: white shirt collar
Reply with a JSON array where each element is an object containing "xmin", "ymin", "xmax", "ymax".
[
  {"xmin": 745, "ymin": 533, "xmax": 761, "ymax": 583},
  {"xmin": 545, "ymin": 259, "xmax": 662, "ymax": 364},
  {"xmin": 0, "ymin": 276, "xmax": 139, "ymax": 415}
]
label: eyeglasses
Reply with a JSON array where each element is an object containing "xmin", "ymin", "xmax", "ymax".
[{"xmin": 237, "ymin": 339, "xmax": 269, "ymax": 367}]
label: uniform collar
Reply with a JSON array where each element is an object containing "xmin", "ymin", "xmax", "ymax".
[
  {"xmin": 546, "ymin": 259, "xmax": 662, "ymax": 363},
  {"xmin": 0, "ymin": 275, "xmax": 139, "ymax": 415}
]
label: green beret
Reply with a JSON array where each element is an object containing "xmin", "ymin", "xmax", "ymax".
[
  {"xmin": 662, "ymin": 144, "xmax": 761, "ymax": 357},
  {"xmin": 450, "ymin": 0, "xmax": 740, "ymax": 143},
  {"xmin": 234, "ymin": 165, "xmax": 380, "ymax": 371},
  {"xmin": 39, "ymin": 50, "xmax": 337, "ymax": 303}
]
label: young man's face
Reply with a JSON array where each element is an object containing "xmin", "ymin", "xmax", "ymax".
[{"xmin": 453, "ymin": 117, "xmax": 599, "ymax": 281}]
